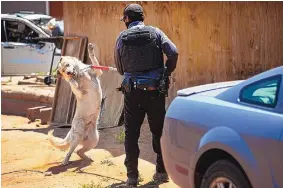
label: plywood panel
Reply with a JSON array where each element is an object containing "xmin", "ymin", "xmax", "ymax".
[
  {"xmin": 98, "ymin": 71, "xmax": 124, "ymax": 127},
  {"xmin": 63, "ymin": 1, "xmax": 283, "ymax": 109}
]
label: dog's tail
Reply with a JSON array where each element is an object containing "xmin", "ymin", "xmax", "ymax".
[{"xmin": 48, "ymin": 129, "xmax": 70, "ymax": 151}]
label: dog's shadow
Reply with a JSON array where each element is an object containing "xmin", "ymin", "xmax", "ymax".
[{"xmin": 46, "ymin": 159, "xmax": 92, "ymax": 175}]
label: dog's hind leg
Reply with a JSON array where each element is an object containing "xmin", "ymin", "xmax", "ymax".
[
  {"xmin": 75, "ymin": 146, "xmax": 93, "ymax": 162},
  {"xmin": 62, "ymin": 119, "xmax": 85, "ymax": 166},
  {"xmin": 62, "ymin": 139, "xmax": 80, "ymax": 166},
  {"xmin": 76, "ymin": 137, "xmax": 98, "ymax": 162},
  {"xmin": 75, "ymin": 134, "xmax": 96, "ymax": 161},
  {"xmin": 76, "ymin": 126, "xmax": 99, "ymax": 161}
]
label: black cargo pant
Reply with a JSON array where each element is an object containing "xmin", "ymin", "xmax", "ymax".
[{"xmin": 123, "ymin": 89, "xmax": 167, "ymax": 179}]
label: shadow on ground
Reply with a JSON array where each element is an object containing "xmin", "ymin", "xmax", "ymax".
[{"xmin": 46, "ymin": 159, "xmax": 93, "ymax": 175}]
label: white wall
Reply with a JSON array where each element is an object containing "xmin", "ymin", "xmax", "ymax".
[{"xmin": 1, "ymin": 1, "xmax": 47, "ymax": 14}]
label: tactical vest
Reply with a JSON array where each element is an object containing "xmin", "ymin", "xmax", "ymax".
[{"xmin": 120, "ymin": 26, "xmax": 164, "ymax": 73}]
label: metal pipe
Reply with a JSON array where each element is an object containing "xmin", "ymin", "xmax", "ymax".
[
  {"xmin": 49, "ymin": 45, "xmax": 57, "ymax": 74},
  {"xmin": 90, "ymin": 65, "xmax": 117, "ymax": 72}
]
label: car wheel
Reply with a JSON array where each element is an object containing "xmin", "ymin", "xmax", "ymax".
[
  {"xmin": 44, "ymin": 75, "xmax": 53, "ymax": 86},
  {"xmin": 200, "ymin": 160, "xmax": 251, "ymax": 188}
]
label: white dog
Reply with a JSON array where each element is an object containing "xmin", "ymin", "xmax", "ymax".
[{"xmin": 48, "ymin": 43, "xmax": 103, "ymax": 165}]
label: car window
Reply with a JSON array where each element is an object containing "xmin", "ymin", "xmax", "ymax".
[
  {"xmin": 5, "ymin": 20, "xmax": 39, "ymax": 43},
  {"xmin": 240, "ymin": 75, "xmax": 281, "ymax": 108}
]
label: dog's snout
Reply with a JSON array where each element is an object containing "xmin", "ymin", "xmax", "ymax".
[{"xmin": 67, "ymin": 71, "xmax": 72, "ymax": 75}]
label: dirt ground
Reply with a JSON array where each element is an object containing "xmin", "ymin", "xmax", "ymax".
[{"xmin": 1, "ymin": 115, "xmax": 179, "ymax": 188}]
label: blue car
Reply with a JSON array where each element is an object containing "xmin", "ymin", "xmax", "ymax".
[{"xmin": 161, "ymin": 66, "xmax": 283, "ymax": 188}]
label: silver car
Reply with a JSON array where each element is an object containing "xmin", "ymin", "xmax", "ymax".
[
  {"xmin": 161, "ymin": 66, "xmax": 283, "ymax": 188},
  {"xmin": 1, "ymin": 11, "xmax": 61, "ymax": 75}
]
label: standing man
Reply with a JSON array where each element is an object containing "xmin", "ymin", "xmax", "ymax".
[
  {"xmin": 114, "ymin": 4, "xmax": 178, "ymax": 187},
  {"xmin": 47, "ymin": 18, "xmax": 64, "ymax": 37}
]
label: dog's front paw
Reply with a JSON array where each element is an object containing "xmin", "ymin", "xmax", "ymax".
[{"xmin": 88, "ymin": 43, "xmax": 95, "ymax": 53}]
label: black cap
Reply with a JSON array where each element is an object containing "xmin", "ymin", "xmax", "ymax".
[{"xmin": 120, "ymin": 4, "xmax": 144, "ymax": 21}]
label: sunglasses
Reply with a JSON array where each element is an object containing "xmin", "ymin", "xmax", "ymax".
[{"xmin": 120, "ymin": 15, "xmax": 127, "ymax": 22}]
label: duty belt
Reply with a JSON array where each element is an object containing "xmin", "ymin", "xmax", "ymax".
[
  {"xmin": 118, "ymin": 77, "xmax": 159, "ymax": 93},
  {"xmin": 131, "ymin": 78, "xmax": 159, "ymax": 91}
]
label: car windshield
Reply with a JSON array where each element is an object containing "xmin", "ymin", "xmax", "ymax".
[
  {"xmin": 14, "ymin": 13, "xmax": 52, "ymax": 36},
  {"xmin": 30, "ymin": 18, "xmax": 51, "ymax": 26},
  {"xmin": 29, "ymin": 18, "xmax": 52, "ymax": 36}
]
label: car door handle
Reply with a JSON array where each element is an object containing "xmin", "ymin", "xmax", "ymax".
[{"xmin": 3, "ymin": 46, "xmax": 15, "ymax": 49}]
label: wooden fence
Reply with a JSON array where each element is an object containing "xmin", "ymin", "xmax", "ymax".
[{"xmin": 63, "ymin": 1, "xmax": 283, "ymax": 108}]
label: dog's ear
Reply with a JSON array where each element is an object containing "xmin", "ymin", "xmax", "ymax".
[
  {"xmin": 59, "ymin": 57, "xmax": 63, "ymax": 63},
  {"xmin": 55, "ymin": 57, "xmax": 63, "ymax": 78},
  {"xmin": 56, "ymin": 69, "xmax": 62, "ymax": 78}
]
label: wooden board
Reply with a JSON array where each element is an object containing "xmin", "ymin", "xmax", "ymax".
[
  {"xmin": 63, "ymin": 1, "xmax": 283, "ymax": 108},
  {"xmin": 50, "ymin": 37, "xmax": 88, "ymax": 127},
  {"xmin": 98, "ymin": 71, "xmax": 124, "ymax": 128}
]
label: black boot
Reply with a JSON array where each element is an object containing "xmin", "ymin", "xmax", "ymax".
[
  {"xmin": 126, "ymin": 177, "xmax": 138, "ymax": 187},
  {"xmin": 153, "ymin": 172, "xmax": 169, "ymax": 183}
]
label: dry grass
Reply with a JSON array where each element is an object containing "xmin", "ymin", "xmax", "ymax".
[{"xmin": 114, "ymin": 127, "xmax": 125, "ymax": 144}]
